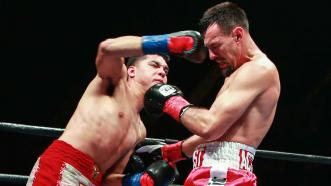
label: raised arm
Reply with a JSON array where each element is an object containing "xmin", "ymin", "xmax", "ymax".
[
  {"xmin": 95, "ymin": 30, "xmax": 206, "ymax": 86},
  {"xmin": 95, "ymin": 36, "xmax": 143, "ymax": 85}
]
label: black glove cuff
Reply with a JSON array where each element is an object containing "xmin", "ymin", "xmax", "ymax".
[{"xmin": 179, "ymin": 104, "xmax": 193, "ymax": 120}]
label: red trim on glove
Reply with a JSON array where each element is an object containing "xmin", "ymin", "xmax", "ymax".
[
  {"xmin": 140, "ymin": 173, "xmax": 155, "ymax": 186},
  {"xmin": 163, "ymin": 96, "xmax": 190, "ymax": 122},
  {"xmin": 168, "ymin": 36, "xmax": 194, "ymax": 53},
  {"xmin": 161, "ymin": 141, "xmax": 187, "ymax": 163}
]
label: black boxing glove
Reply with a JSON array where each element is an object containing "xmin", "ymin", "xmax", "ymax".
[
  {"xmin": 144, "ymin": 84, "xmax": 192, "ymax": 122},
  {"xmin": 145, "ymin": 160, "xmax": 176, "ymax": 186},
  {"xmin": 122, "ymin": 160, "xmax": 176, "ymax": 186},
  {"xmin": 123, "ymin": 154, "xmax": 146, "ymax": 174},
  {"xmin": 142, "ymin": 30, "xmax": 207, "ymax": 63}
]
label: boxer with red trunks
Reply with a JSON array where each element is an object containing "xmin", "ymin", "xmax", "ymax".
[
  {"xmin": 26, "ymin": 30, "xmax": 206, "ymax": 186},
  {"xmin": 27, "ymin": 140, "xmax": 103, "ymax": 186},
  {"xmin": 142, "ymin": 2, "xmax": 280, "ymax": 185}
]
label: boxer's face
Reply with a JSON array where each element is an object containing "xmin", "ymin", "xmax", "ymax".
[
  {"xmin": 128, "ymin": 54, "xmax": 168, "ymax": 88},
  {"xmin": 204, "ymin": 23, "xmax": 240, "ymax": 76}
]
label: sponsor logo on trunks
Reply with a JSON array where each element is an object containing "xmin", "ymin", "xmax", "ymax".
[
  {"xmin": 193, "ymin": 147, "xmax": 206, "ymax": 168},
  {"xmin": 239, "ymin": 149, "xmax": 254, "ymax": 172}
]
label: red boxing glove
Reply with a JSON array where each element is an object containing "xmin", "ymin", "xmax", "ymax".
[
  {"xmin": 168, "ymin": 36, "xmax": 194, "ymax": 54},
  {"xmin": 142, "ymin": 30, "xmax": 207, "ymax": 63},
  {"xmin": 161, "ymin": 141, "xmax": 188, "ymax": 163},
  {"xmin": 140, "ymin": 173, "xmax": 154, "ymax": 186},
  {"xmin": 163, "ymin": 96, "xmax": 191, "ymax": 122},
  {"xmin": 135, "ymin": 140, "xmax": 188, "ymax": 164}
]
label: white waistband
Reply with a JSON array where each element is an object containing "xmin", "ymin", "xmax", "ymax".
[{"xmin": 193, "ymin": 141, "xmax": 256, "ymax": 172}]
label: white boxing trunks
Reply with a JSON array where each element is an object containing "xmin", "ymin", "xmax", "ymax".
[{"xmin": 184, "ymin": 141, "xmax": 257, "ymax": 186}]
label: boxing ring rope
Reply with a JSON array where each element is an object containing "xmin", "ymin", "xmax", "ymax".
[
  {"xmin": 0, "ymin": 174, "xmax": 28, "ymax": 184},
  {"xmin": 1, "ymin": 121, "xmax": 331, "ymax": 185}
]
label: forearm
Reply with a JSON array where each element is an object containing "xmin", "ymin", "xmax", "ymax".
[
  {"xmin": 181, "ymin": 107, "xmax": 236, "ymax": 141},
  {"xmin": 98, "ymin": 36, "xmax": 143, "ymax": 58},
  {"xmin": 180, "ymin": 107, "xmax": 215, "ymax": 138},
  {"xmin": 144, "ymin": 84, "xmax": 225, "ymax": 140},
  {"xmin": 105, "ymin": 150, "xmax": 133, "ymax": 176},
  {"xmin": 181, "ymin": 135, "xmax": 208, "ymax": 157},
  {"xmin": 101, "ymin": 174, "xmax": 124, "ymax": 186}
]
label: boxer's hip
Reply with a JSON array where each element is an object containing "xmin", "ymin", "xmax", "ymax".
[
  {"xmin": 184, "ymin": 166, "xmax": 257, "ymax": 186},
  {"xmin": 186, "ymin": 141, "xmax": 257, "ymax": 186},
  {"xmin": 27, "ymin": 140, "xmax": 103, "ymax": 186}
]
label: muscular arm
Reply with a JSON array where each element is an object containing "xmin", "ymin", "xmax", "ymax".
[
  {"xmin": 181, "ymin": 135, "xmax": 208, "ymax": 157},
  {"xmin": 95, "ymin": 36, "xmax": 143, "ymax": 85},
  {"xmin": 181, "ymin": 63, "xmax": 274, "ymax": 141}
]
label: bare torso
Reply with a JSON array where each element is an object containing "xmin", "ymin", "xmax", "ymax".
[
  {"xmin": 218, "ymin": 55, "xmax": 280, "ymax": 148},
  {"xmin": 59, "ymin": 76, "xmax": 146, "ymax": 172}
]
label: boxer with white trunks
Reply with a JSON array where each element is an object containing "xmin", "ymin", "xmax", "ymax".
[
  {"xmin": 143, "ymin": 2, "xmax": 280, "ymax": 186},
  {"xmin": 185, "ymin": 141, "xmax": 256, "ymax": 186}
]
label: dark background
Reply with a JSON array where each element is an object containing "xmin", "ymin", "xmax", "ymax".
[{"xmin": 1, "ymin": 1, "xmax": 330, "ymax": 185}]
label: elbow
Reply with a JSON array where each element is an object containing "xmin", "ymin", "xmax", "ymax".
[
  {"xmin": 199, "ymin": 131, "xmax": 213, "ymax": 141},
  {"xmin": 95, "ymin": 39, "xmax": 112, "ymax": 67},
  {"xmin": 95, "ymin": 39, "xmax": 116, "ymax": 74},
  {"xmin": 98, "ymin": 39, "xmax": 115, "ymax": 55},
  {"xmin": 199, "ymin": 127, "xmax": 223, "ymax": 141},
  {"xmin": 197, "ymin": 119, "xmax": 223, "ymax": 141}
]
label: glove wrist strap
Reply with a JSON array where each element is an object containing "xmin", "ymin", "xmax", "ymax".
[
  {"xmin": 142, "ymin": 35, "xmax": 169, "ymax": 54},
  {"xmin": 162, "ymin": 141, "xmax": 188, "ymax": 163},
  {"xmin": 163, "ymin": 96, "xmax": 190, "ymax": 122}
]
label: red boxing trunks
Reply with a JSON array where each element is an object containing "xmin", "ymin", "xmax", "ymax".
[
  {"xmin": 27, "ymin": 140, "xmax": 103, "ymax": 186},
  {"xmin": 184, "ymin": 141, "xmax": 257, "ymax": 186}
]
